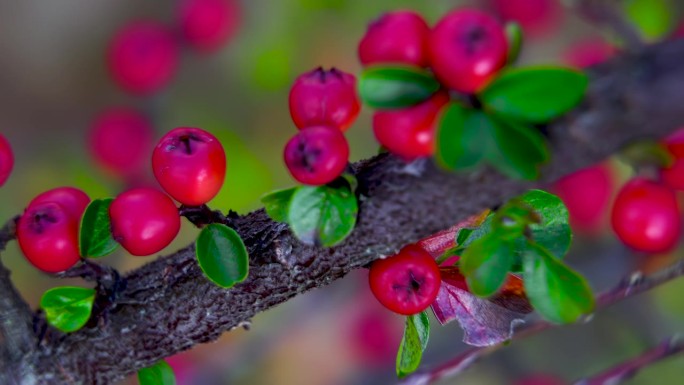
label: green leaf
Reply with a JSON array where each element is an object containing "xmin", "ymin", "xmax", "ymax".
[
  {"xmin": 480, "ymin": 66, "xmax": 588, "ymax": 123},
  {"xmin": 523, "ymin": 241, "xmax": 595, "ymax": 324},
  {"xmin": 40, "ymin": 286, "xmax": 96, "ymax": 333},
  {"xmin": 518, "ymin": 190, "xmax": 572, "ymax": 259},
  {"xmin": 436, "ymin": 104, "xmax": 493, "ymax": 170},
  {"xmin": 624, "ymin": 0, "xmax": 674, "ymax": 40},
  {"xmin": 487, "ymin": 116, "xmax": 549, "ymax": 180},
  {"xmin": 460, "ymin": 235, "xmax": 515, "ymax": 297},
  {"xmin": 79, "ymin": 198, "xmax": 118, "ymax": 258},
  {"xmin": 396, "ymin": 311, "xmax": 430, "ymax": 378},
  {"xmin": 340, "ymin": 173, "xmax": 359, "ymax": 194},
  {"xmin": 261, "ymin": 188, "xmax": 297, "ymax": 222},
  {"xmin": 138, "ymin": 360, "xmax": 176, "ymax": 385},
  {"xmin": 505, "ymin": 22, "xmax": 524, "ymax": 64},
  {"xmin": 287, "ymin": 184, "xmax": 358, "ymax": 247},
  {"xmin": 359, "ymin": 66, "xmax": 440, "ymax": 109},
  {"xmin": 195, "ymin": 224, "xmax": 249, "ymax": 288},
  {"xmin": 454, "ymin": 214, "xmax": 494, "ymax": 250}
]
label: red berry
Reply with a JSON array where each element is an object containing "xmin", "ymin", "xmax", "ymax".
[
  {"xmin": 107, "ymin": 21, "xmax": 179, "ymax": 95},
  {"xmin": 373, "ymin": 91, "xmax": 449, "ymax": 161},
  {"xmin": 489, "ymin": 0, "xmax": 563, "ymax": 38},
  {"xmin": 152, "ymin": 127, "xmax": 226, "ymax": 206},
  {"xmin": 288, "ymin": 67, "xmax": 360, "ymax": 131},
  {"xmin": 358, "ymin": 11, "xmax": 430, "ymax": 67},
  {"xmin": 553, "ymin": 164, "xmax": 614, "ymax": 232},
  {"xmin": 563, "ymin": 38, "xmax": 615, "ymax": 68},
  {"xmin": 659, "ymin": 128, "xmax": 684, "ymax": 191},
  {"xmin": 283, "ymin": 125, "xmax": 349, "ymax": 186},
  {"xmin": 0, "ymin": 133, "xmax": 13, "ymax": 187},
  {"xmin": 17, "ymin": 202, "xmax": 80, "ymax": 273},
  {"xmin": 428, "ymin": 9, "xmax": 508, "ymax": 94},
  {"xmin": 611, "ymin": 178, "xmax": 681, "ymax": 254},
  {"xmin": 662, "ymin": 127, "xmax": 684, "ymax": 158},
  {"xmin": 109, "ymin": 188, "xmax": 180, "ymax": 256},
  {"xmin": 368, "ymin": 244, "xmax": 442, "ymax": 315},
  {"xmin": 29, "ymin": 187, "xmax": 90, "ymax": 221},
  {"xmin": 89, "ymin": 107, "xmax": 154, "ymax": 176},
  {"xmin": 178, "ymin": 0, "xmax": 240, "ymax": 53}
]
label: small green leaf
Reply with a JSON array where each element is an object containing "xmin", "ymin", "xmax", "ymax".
[
  {"xmin": 138, "ymin": 360, "xmax": 176, "ymax": 385},
  {"xmin": 460, "ymin": 235, "xmax": 515, "ymax": 297},
  {"xmin": 436, "ymin": 103, "xmax": 493, "ymax": 170},
  {"xmin": 624, "ymin": 0, "xmax": 674, "ymax": 40},
  {"xmin": 481, "ymin": 66, "xmax": 588, "ymax": 123},
  {"xmin": 396, "ymin": 311, "xmax": 430, "ymax": 378},
  {"xmin": 195, "ymin": 224, "xmax": 249, "ymax": 288},
  {"xmin": 505, "ymin": 22, "xmax": 524, "ymax": 64},
  {"xmin": 518, "ymin": 190, "xmax": 572, "ymax": 259},
  {"xmin": 454, "ymin": 214, "xmax": 494, "ymax": 250},
  {"xmin": 261, "ymin": 188, "xmax": 297, "ymax": 222},
  {"xmin": 40, "ymin": 286, "xmax": 96, "ymax": 333},
  {"xmin": 287, "ymin": 184, "xmax": 358, "ymax": 247},
  {"xmin": 79, "ymin": 198, "xmax": 118, "ymax": 258},
  {"xmin": 487, "ymin": 116, "xmax": 549, "ymax": 180},
  {"xmin": 340, "ymin": 173, "xmax": 359, "ymax": 194},
  {"xmin": 360, "ymin": 66, "xmax": 440, "ymax": 109},
  {"xmin": 523, "ymin": 241, "xmax": 595, "ymax": 324}
]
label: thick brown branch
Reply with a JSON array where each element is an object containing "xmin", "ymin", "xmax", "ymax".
[{"xmin": 14, "ymin": 40, "xmax": 684, "ymax": 384}]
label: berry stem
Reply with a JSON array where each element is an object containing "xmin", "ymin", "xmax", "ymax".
[{"xmin": 178, "ymin": 204, "xmax": 230, "ymax": 227}]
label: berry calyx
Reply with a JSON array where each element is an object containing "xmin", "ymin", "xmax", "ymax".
[
  {"xmin": 373, "ymin": 91, "xmax": 449, "ymax": 161},
  {"xmin": 358, "ymin": 11, "xmax": 430, "ymax": 67},
  {"xmin": 611, "ymin": 178, "xmax": 681, "ymax": 254},
  {"xmin": 0, "ymin": 133, "xmax": 13, "ymax": 187},
  {"xmin": 89, "ymin": 107, "xmax": 154, "ymax": 176},
  {"xmin": 553, "ymin": 164, "xmax": 614, "ymax": 232},
  {"xmin": 109, "ymin": 188, "xmax": 181, "ymax": 256},
  {"xmin": 178, "ymin": 0, "xmax": 240, "ymax": 53},
  {"xmin": 368, "ymin": 244, "xmax": 441, "ymax": 315},
  {"xmin": 428, "ymin": 9, "xmax": 508, "ymax": 94},
  {"xmin": 29, "ymin": 187, "xmax": 91, "ymax": 221},
  {"xmin": 107, "ymin": 20, "xmax": 179, "ymax": 95},
  {"xmin": 283, "ymin": 125, "xmax": 349, "ymax": 186},
  {"xmin": 17, "ymin": 202, "xmax": 80, "ymax": 273},
  {"xmin": 152, "ymin": 127, "xmax": 227, "ymax": 206},
  {"xmin": 288, "ymin": 67, "xmax": 360, "ymax": 131}
]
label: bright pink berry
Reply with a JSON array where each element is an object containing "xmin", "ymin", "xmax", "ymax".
[
  {"xmin": 0, "ymin": 133, "xmax": 13, "ymax": 187},
  {"xmin": 289, "ymin": 67, "xmax": 360, "ymax": 132},
  {"xmin": 153, "ymin": 127, "xmax": 226, "ymax": 206},
  {"xmin": 428, "ymin": 9, "xmax": 508, "ymax": 94},
  {"xmin": 109, "ymin": 188, "xmax": 180, "ymax": 256},
  {"xmin": 178, "ymin": 0, "xmax": 240, "ymax": 53},
  {"xmin": 611, "ymin": 178, "xmax": 681, "ymax": 254},
  {"xmin": 107, "ymin": 20, "xmax": 179, "ymax": 95},
  {"xmin": 29, "ymin": 187, "xmax": 91, "ymax": 221},
  {"xmin": 553, "ymin": 164, "xmax": 614, "ymax": 232},
  {"xmin": 373, "ymin": 91, "xmax": 449, "ymax": 161},
  {"xmin": 89, "ymin": 107, "xmax": 154, "ymax": 176},
  {"xmin": 358, "ymin": 11, "xmax": 430, "ymax": 67},
  {"xmin": 659, "ymin": 128, "xmax": 684, "ymax": 190},
  {"xmin": 563, "ymin": 38, "xmax": 615, "ymax": 68},
  {"xmin": 368, "ymin": 244, "xmax": 441, "ymax": 315},
  {"xmin": 17, "ymin": 202, "xmax": 80, "ymax": 273},
  {"xmin": 283, "ymin": 125, "xmax": 349, "ymax": 186},
  {"xmin": 489, "ymin": 0, "xmax": 563, "ymax": 37}
]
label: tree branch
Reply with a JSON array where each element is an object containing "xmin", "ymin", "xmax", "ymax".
[
  {"xmin": 3, "ymin": 39, "xmax": 684, "ymax": 384},
  {"xmin": 572, "ymin": 336, "xmax": 684, "ymax": 385},
  {"xmin": 397, "ymin": 259, "xmax": 684, "ymax": 385}
]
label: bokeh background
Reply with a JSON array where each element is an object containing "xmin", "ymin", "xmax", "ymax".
[{"xmin": 1, "ymin": 0, "xmax": 684, "ymax": 384}]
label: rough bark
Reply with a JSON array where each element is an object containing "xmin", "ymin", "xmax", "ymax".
[{"xmin": 3, "ymin": 39, "xmax": 684, "ymax": 384}]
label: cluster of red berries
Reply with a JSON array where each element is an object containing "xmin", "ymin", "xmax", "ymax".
[
  {"xmin": 358, "ymin": 9, "xmax": 509, "ymax": 161},
  {"xmin": 17, "ymin": 127, "xmax": 226, "ymax": 272},
  {"xmin": 283, "ymin": 67, "xmax": 360, "ymax": 185}
]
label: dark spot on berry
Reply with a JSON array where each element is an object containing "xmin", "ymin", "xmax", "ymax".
[
  {"xmin": 461, "ymin": 25, "xmax": 488, "ymax": 55},
  {"xmin": 29, "ymin": 209, "xmax": 59, "ymax": 234}
]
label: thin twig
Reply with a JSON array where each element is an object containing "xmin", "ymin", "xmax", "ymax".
[
  {"xmin": 570, "ymin": 0, "xmax": 645, "ymax": 52},
  {"xmin": 398, "ymin": 260, "xmax": 684, "ymax": 385},
  {"xmin": 572, "ymin": 336, "xmax": 684, "ymax": 385}
]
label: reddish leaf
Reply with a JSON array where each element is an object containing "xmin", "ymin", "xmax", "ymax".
[
  {"xmin": 416, "ymin": 210, "xmax": 490, "ymax": 257},
  {"xmin": 431, "ymin": 267, "xmax": 532, "ymax": 347}
]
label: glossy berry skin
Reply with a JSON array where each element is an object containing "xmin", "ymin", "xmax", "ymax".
[
  {"xmin": 611, "ymin": 178, "xmax": 681, "ymax": 254},
  {"xmin": 373, "ymin": 91, "xmax": 449, "ymax": 161},
  {"xmin": 109, "ymin": 188, "xmax": 180, "ymax": 256},
  {"xmin": 0, "ymin": 133, "xmax": 13, "ymax": 187},
  {"xmin": 660, "ymin": 128, "xmax": 684, "ymax": 190},
  {"xmin": 17, "ymin": 202, "xmax": 80, "ymax": 273},
  {"xmin": 152, "ymin": 127, "xmax": 226, "ymax": 206},
  {"xmin": 283, "ymin": 125, "xmax": 349, "ymax": 186},
  {"xmin": 179, "ymin": 0, "xmax": 240, "ymax": 53},
  {"xmin": 369, "ymin": 244, "xmax": 442, "ymax": 315},
  {"xmin": 29, "ymin": 187, "xmax": 90, "ymax": 221},
  {"xmin": 428, "ymin": 9, "xmax": 508, "ymax": 94},
  {"xmin": 288, "ymin": 67, "xmax": 360, "ymax": 131},
  {"xmin": 107, "ymin": 21, "xmax": 179, "ymax": 95},
  {"xmin": 553, "ymin": 164, "xmax": 613, "ymax": 232},
  {"xmin": 358, "ymin": 11, "xmax": 430, "ymax": 67},
  {"xmin": 489, "ymin": 0, "xmax": 563, "ymax": 37}
]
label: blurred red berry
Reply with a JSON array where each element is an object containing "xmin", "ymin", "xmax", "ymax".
[
  {"xmin": 358, "ymin": 10, "xmax": 430, "ymax": 67},
  {"xmin": 660, "ymin": 128, "xmax": 684, "ymax": 190},
  {"xmin": 563, "ymin": 38, "xmax": 615, "ymax": 68},
  {"xmin": 489, "ymin": 0, "xmax": 563, "ymax": 38},
  {"xmin": 178, "ymin": 0, "xmax": 240, "ymax": 53},
  {"xmin": 0, "ymin": 133, "xmax": 13, "ymax": 187},
  {"xmin": 107, "ymin": 20, "xmax": 179, "ymax": 95},
  {"xmin": 283, "ymin": 125, "xmax": 349, "ymax": 186},
  {"xmin": 553, "ymin": 164, "xmax": 614, "ymax": 233},
  {"xmin": 29, "ymin": 187, "xmax": 90, "ymax": 221}
]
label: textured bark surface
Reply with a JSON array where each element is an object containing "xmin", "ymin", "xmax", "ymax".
[{"xmin": 3, "ymin": 40, "xmax": 684, "ymax": 384}]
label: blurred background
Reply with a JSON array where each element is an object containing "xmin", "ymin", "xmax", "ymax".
[{"xmin": 1, "ymin": 0, "xmax": 684, "ymax": 384}]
